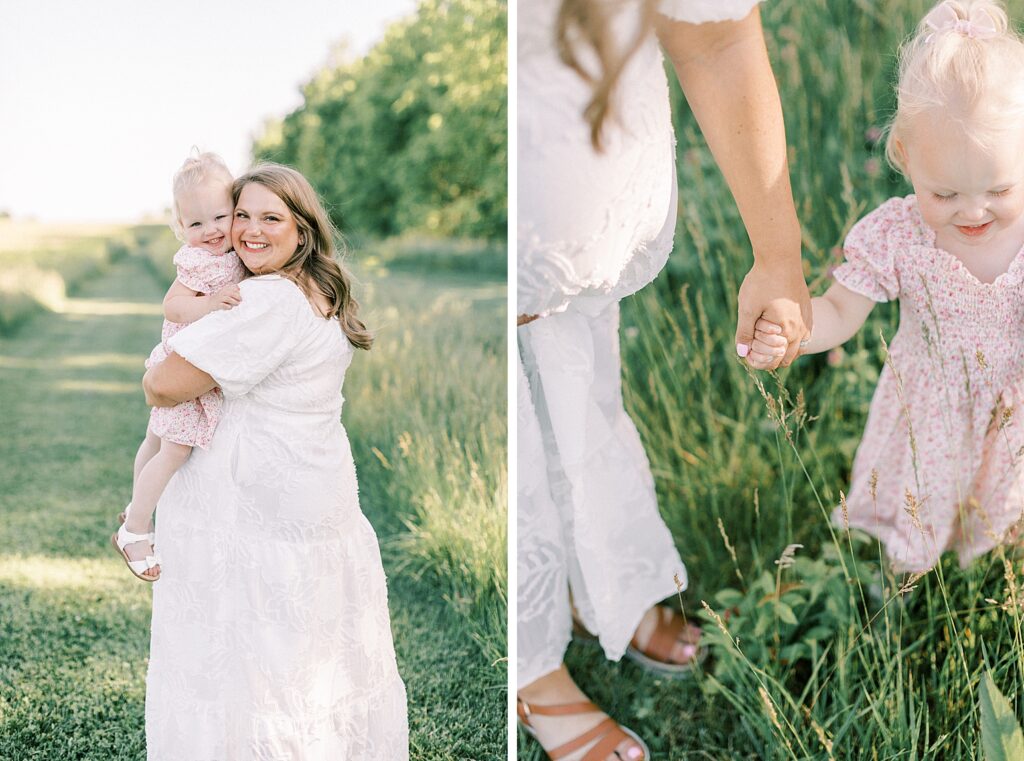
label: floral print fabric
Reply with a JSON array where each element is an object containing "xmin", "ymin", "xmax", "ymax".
[
  {"xmin": 145, "ymin": 245, "xmax": 247, "ymax": 449},
  {"xmin": 833, "ymin": 195, "xmax": 1024, "ymax": 571}
]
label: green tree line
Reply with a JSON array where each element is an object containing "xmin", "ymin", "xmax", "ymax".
[{"xmin": 252, "ymin": 0, "xmax": 507, "ymax": 241}]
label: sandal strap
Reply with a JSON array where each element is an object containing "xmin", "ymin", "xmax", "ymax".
[
  {"xmin": 580, "ymin": 722, "xmax": 633, "ymax": 761},
  {"xmin": 632, "ymin": 606, "xmax": 689, "ymax": 664},
  {"xmin": 126, "ymin": 556, "xmax": 161, "ymax": 573},
  {"xmin": 116, "ymin": 524, "xmax": 155, "ymax": 549},
  {"xmin": 517, "ymin": 697, "xmax": 600, "ymax": 722},
  {"xmin": 549, "ymin": 717, "xmax": 616, "ymax": 760}
]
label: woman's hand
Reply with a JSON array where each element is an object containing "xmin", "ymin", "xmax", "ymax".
[
  {"xmin": 735, "ymin": 258, "xmax": 812, "ymax": 369},
  {"xmin": 658, "ymin": 8, "xmax": 811, "ymax": 370}
]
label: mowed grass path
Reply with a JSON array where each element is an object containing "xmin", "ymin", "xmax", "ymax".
[{"xmin": 0, "ymin": 256, "xmax": 504, "ymax": 760}]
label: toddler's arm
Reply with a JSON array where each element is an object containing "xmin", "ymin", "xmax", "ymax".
[
  {"xmin": 747, "ymin": 283, "xmax": 876, "ymax": 368},
  {"xmin": 164, "ymin": 280, "xmax": 241, "ymax": 324}
]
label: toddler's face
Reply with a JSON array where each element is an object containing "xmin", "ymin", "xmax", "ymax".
[
  {"xmin": 176, "ymin": 181, "xmax": 234, "ymax": 254},
  {"xmin": 902, "ymin": 115, "xmax": 1024, "ymax": 253}
]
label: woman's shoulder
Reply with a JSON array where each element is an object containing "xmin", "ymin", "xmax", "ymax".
[
  {"xmin": 239, "ymin": 274, "xmax": 304, "ymax": 296},
  {"xmin": 238, "ymin": 275, "xmax": 331, "ymax": 322}
]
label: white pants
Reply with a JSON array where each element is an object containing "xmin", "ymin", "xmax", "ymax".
[{"xmin": 517, "ymin": 303, "xmax": 687, "ymax": 687}]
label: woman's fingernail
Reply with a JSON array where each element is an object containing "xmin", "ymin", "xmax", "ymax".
[
  {"xmin": 627, "ymin": 747, "xmax": 644, "ymax": 760},
  {"xmin": 736, "ymin": 343, "xmax": 750, "ymax": 358}
]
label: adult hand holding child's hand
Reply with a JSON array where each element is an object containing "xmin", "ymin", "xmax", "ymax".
[{"xmin": 735, "ymin": 257, "xmax": 811, "ymax": 370}]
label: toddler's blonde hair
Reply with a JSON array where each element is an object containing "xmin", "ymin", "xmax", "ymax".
[
  {"xmin": 885, "ymin": 0, "xmax": 1024, "ymax": 175},
  {"xmin": 170, "ymin": 151, "xmax": 234, "ymax": 241}
]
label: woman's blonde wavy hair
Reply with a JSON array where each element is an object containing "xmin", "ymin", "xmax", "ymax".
[
  {"xmin": 885, "ymin": 0, "xmax": 1024, "ymax": 175},
  {"xmin": 556, "ymin": 0, "xmax": 658, "ymax": 150},
  {"xmin": 232, "ymin": 164, "xmax": 373, "ymax": 350}
]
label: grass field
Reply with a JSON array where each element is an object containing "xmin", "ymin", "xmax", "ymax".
[
  {"xmin": 0, "ymin": 228, "xmax": 506, "ymax": 760},
  {"xmin": 520, "ymin": 0, "xmax": 1024, "ymax": 759}
]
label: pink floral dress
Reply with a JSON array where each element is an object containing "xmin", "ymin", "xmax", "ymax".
[
  {"xmin": 833, "ymin": 195, "xmax": 1024, "ymax": 572},
  {"xmin": 146, "ymin": 245, "xmax": 247, "ymax": 449}
]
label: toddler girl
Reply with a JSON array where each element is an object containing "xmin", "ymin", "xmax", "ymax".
[
  {"xmin": 751, "ymin": 0, "xmax": 1024, "ymax": 572},
  {"xmin": 111, "ymin": 153, "xmax": 246, "ymax": 581}
]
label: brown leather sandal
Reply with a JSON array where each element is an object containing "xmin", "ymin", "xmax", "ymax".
[
  {"xmin": 517, "ymin": 697, "xmax": 650, "ymax": 760},
  {"xmin": 625, "ymin": 605, "xmax": 705, "ymax": 679}
]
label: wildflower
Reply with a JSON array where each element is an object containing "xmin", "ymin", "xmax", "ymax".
[
  {"xmin": 827, "ymin": 348, "xmax": 845, "ymax": 367},
  {"xmin": 864, "ymin": 158, "xmax": 881, "ymax": 177},
  {"xmin": 864, "ymin": 125, "xmax": 883, "ymax": 146}
]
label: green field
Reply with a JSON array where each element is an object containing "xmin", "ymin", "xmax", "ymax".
[
  {"xmin": 0, "ymin": 226, "xmax": 506, "ymax": 760},
  {"xmin": 521, "ymin": 0, "xmax": 1024, "ymax": 759}
]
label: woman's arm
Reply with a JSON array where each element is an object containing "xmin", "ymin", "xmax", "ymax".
[
  {"xmin": 746, "ymin": 282, "xmax": 875, "ymax": 368},
  {"xmin": 143, "ymin": 352, "xmax": 217, "ymax": 407},
  {"xmin": 655, "ymin": 7, "xmax": 810, "ymax": 368},
  {"xmin": 164, "ymin": 280, "xmax": 242, "ymax": 324}
]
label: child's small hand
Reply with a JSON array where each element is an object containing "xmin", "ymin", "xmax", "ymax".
[
  {"xmin": 746, "ymin": 318, "xmax": 789, "ymax": 370},
  {"xmin": 209, "ymin": 283, "xmax": 242, "ymax": 311}
]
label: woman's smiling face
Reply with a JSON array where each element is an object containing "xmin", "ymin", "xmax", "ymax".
[{"xmin": 231, "ymin": 183, "xmax": 301, "ymax": 274}]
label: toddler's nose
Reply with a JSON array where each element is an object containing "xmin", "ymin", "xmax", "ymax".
[{"xmin": 960, "ymin": 203, "xmax": 988, "ymax": 222}]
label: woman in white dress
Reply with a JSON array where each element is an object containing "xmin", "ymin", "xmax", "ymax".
[
  {"xmin": 518, "ymin": 1, "xmax": 811, "ymax": 758},
  {"xmin": 142, "ymin": 164, "xmax": 408, "ymax": 760}
]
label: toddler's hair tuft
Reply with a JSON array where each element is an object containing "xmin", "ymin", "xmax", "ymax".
[{"xmin": 885, "ymin": 0, "xmax": 1024, "ymax": 175}]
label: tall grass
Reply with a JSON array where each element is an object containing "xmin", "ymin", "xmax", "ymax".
[
  {"xmin": 0, "ymin": 220, "xmax": 135, "ymax": 334},
  {"xmin": 614, "ymin": 0, "xmax": 1024, "ymax": 755},
  {"xmin": 345, "ymin": 264, "xmax": 507, "ymax": 668}
]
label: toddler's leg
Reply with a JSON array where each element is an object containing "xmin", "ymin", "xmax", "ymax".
[
  {"xmin": 125, "ymin": 439, "xmax": 192, "ymax": 538},
  {"xmin": 132, "ymin": 427, "xmax": 162, "ymax": 493}
]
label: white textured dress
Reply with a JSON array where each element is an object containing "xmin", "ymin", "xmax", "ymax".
[
  {"xmin": 145, "ymin": 276, "xmax": 408, "ymax": 760},
  {"xmin": 517, "ymin": 0, "xmax": 764, "ymax": 686}
]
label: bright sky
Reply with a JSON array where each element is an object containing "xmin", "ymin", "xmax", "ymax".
[{"xmin": 0, "ymin": 0, "xmax": 417, "ymax": 223}]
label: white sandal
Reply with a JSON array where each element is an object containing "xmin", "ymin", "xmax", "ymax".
[{"xmin": 111, "ymin": 523, "xmax": 162, "ymax": 582}]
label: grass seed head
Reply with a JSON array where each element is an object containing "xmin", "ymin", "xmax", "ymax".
[{"xmin": 775, "ymin": 544, "xmax": 804, "ymax": 570}]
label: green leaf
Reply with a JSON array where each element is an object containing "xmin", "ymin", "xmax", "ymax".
[
  {"xmin": 715, "ymin": 589, "xmax": 744, "ymax": 608},
  {"xmin": 979, "ymin": 672, "xmax": 1024, "ymax": 761},
  {"xmin": 775, "ymin": 602, "xmax": 798, "ymax": 626}
]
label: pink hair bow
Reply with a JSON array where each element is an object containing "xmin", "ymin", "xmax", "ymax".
[{"xmin": 924, "ymin": 1, "xmax": 998, "ymax": 42}]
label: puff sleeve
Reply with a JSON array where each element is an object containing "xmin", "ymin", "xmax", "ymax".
[
  {"xmin": 658, "ymin": 0, "xmax": 763, "ymax": 23},
  {"xmin": 832, "ymin": 197, "xmax": 911, "ymax": 303},
  {"xmin": 167, "ymin": 276, "xmax": 308, "ymax": 398},
  {"xmin": 173, "ymin": 246, "xmax": 246, "ymax": 293}
]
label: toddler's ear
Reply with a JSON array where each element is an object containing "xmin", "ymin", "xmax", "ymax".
[{"xmin": 892, "ymin": 138, "xmax": 909, "ymax": 173}]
